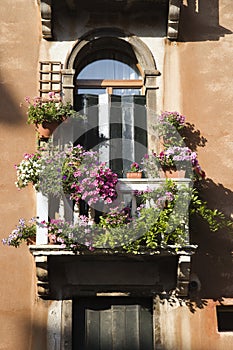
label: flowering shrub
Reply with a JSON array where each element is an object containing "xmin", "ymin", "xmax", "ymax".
[
  {"xmin": 15, "ymin": 152, "xmax": 43, "ymax": 190},
  {"xmin": 141, "ymin": 152, "xmax": 159, "ymax": 178},
  {"xmin": 60, "ymin": 145, "xmax": 118, "ymax": 206},
  {"xmin": 2, "ymin": 218, "xmax": 36, "ymax": 247},
  {"xmin": 40, "ymin": 217, "xmax": 97, "ymax": 251},
  {"xmin": 158, "ymin": 111, "xmax": 186, "ymax": 130},
  {"xmin": 15, "ymin": 144, "xmax": 118, "ymax": 206},
  {"xmin": 23, "ymin": 92, "xmax": 81, "ymax": 125},
  {"xmin": 158, "ymin": 146, "xmax": 197, "ymax": 170},
  {"xmin": 69, "ymin": 158, "xmax": 118, "ymax": 206},
  {"xmin": 129, "ymin": 162, "xmax": 141, "ymax": 173},
  {"xmin": 99, "ymin": 206, "xmax": 132, "ymax": 229}
]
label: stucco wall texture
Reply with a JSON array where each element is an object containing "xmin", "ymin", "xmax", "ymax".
[{"xmin": 0, "ymin": 1, "xmax": 232, "ymax": 349}]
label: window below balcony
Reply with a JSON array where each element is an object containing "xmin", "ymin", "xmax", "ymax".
[{"xmin": 217, "ymin": 305, "xmax": 233, "ymax": 332}]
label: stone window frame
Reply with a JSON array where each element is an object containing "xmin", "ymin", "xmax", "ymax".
[{"xmin": 61, "ymin": 28, "xmax": 161, "ymax": 152}]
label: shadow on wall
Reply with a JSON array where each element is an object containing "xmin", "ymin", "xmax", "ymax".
[
  {"xmin": 179, "ymin": 0, "xmax": 232, "ymax": 41},
  {"xmin": 190, "ymin": 178, "xmax": 233, "ymax": 300},
  {"xmin": 180, "ymin": 122, "xmax": 208, "ymax": 151},
  {"xmin": 160, "ymin": 120, "xmax": 233, "ymax": 313},
  {"xmin": 51, "ymin": 0, "xmax": 169, "ymax": 40},
  {"xmin": 0, "ymin": 79, "xmax": 25, "ymax": 125},
  {"xmin": 186, "ymin": 121, "xmax": 233, "ymax": 302}
]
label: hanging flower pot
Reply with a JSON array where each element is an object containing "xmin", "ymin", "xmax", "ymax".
[
  {"xmin": 22, "ymin": 91, "xmax": 83, "ymax": 138},
  {"xmin": 35, "ymin": 121, "xmax": 61, "ymax": 139},
  {"xmin": 26, "ymin": 237, "xmax": 36, "ymax": 245}
]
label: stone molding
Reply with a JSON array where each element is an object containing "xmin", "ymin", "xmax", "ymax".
[
  {"xmin": 167, "ymin": 0, "xmax": 181, "ymax": 40},
  {"xmin": 30, "ymin": 245, "xmax": 197, "ymax": 298},
  {"xmin": 40, "ymin": 0, "xmax": 52, "ymax": 39},
  {"xmin": 40, "ymin": 1, "xmax": 181, "ymax": 41}
]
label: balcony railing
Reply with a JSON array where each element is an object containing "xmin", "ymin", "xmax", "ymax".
[{"xmin": 35, "ymin": 177, "xmax": 192, "ymax": 246}]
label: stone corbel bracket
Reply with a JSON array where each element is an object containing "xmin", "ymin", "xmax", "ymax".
[
  {"xmin": 30, "ymin": 246, "xmax": 75, "ymax": 298},
  {"xmin": 40, "ymin": 0, "xmax": 52, "ymax": 39},
  {"xmin": 167, "ymin": 0, "xmax": 181, "ymax": 40},
  {"xmin": 35, "ymin": 255, "xmax": 50, "ymax": 298},
  {"xmin": 176, "ymin": 255, "xmax": 192, "ymax": 297},
  {"xmin": 144, "ymin": 69, "xmax": 161, "ymax": 91}
]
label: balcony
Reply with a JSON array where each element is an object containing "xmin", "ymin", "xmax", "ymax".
[{"xmin": 30, "ymin": 177, "xmax": 197, "ymax": 299}]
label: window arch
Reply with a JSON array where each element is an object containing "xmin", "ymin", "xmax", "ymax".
[
  {"xmin": 63, "ymin": 29, "xmax": 159, "ymax": 176},
  {"xmin": 76, "ymin": 58, "xmax": 143, "ymax": 96}
]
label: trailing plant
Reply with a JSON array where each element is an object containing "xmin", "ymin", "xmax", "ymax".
[
  {"xmin": 15, "ymin": 151, "xmax": 43, "ymax": 190},
  {"xmin": 22, "ymin": 91, "xmax": 82, "ymax": 125},
  {"xmin": 2, "ymin": 218, "xmax": 36, "ymax": 247},
  {"xmin": 155, "ymin": 111, "xmax": 186, "ymax": 148},
  {"xmin": 190, "ymin": 187, "xmax": 233, "ymax": 232},
  {"xmin": 15, "ymin": 144, "xmax": 118, "ymax": 206}
]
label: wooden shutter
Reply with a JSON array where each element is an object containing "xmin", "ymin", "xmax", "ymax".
[
  {"xmin": 75, "ymin": 94, "xmax": 147, "ymax": 177},
  {"xmin": 73, "ymin": 297, "xmax": 153, "ymax": 350}
]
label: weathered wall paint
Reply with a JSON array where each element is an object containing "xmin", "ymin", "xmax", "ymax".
[{"xmin": 0, "ymin": 1, "xmax": 232, "ymax": 349}]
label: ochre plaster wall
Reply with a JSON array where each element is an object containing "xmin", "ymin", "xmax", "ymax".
[
  {"xmin": 0, "ymin": 1, "xmax": 48, "ymax": 349},
  {"xmin": 160, "ymin": 2, "xmax": 233, "ymax": 347},
  {"xmin": 0, "ymin": 1, "xmax": 232, "ymax": 349},
  {"xmin": 159, "ymin": 298, "xmax": 233, "ymax": 350}
]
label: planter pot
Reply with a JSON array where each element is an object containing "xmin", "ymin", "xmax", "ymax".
[
  {"xmin": 36, "ymin": 121, "xmax": 61, "ymax": 139},
  {"xmin": 126, "ymin": 172, "xmax": 142, "ymax": 179},
  {"xmin": 26, "ymin": 237, "xmax": 36, "ymax": 245},
  {"xmin": 164, "ymin": 168, "xmax": 186, "ymax": 178},
  {"xmin": 48, "ymin": 234, "xmax": 57, "ymax": 245}
]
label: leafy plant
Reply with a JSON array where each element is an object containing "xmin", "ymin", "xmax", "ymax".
[
  {"xmin": 141, "ymin": 152, "xmax": 160, "ymax": 178},
  {"xmin": 155, "ymin": 111, "xmax": 186, "ymax": 148},
  {"xmin": 2, "ymin": 218, "xmax": 36, "ymax": 247},
  {"xmin": 158, "ymin": 146, "xmax": 197, "ymax": 170},
  {"xmin": 23, "ymin": 91, "xmax": 82, "ymax": 125},
  {"xmin": 128, "ymin": 162, "xmax": 141, "ymax": 172},
  {"xmin": 15, "ymin": 151, "xmax": 43, "ymax": 190},
  {"xmin": 15, "ymin": 144, "xmax": 118, "ymax": 206}
]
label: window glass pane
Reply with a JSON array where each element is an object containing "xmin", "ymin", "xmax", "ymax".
[
  {"xmin": 77, "ymin": 59, "xmax": 141, "ymax": 80},
  {"xmin": 77, "ymin": 88, "xmax": 106, "ymax": 95},
  {"xmin": 112, "ymin": 88, "xmax": 141, "ymax": 96}
]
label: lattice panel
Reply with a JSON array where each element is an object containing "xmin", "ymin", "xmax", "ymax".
[{"xmin": 39, "ymin": 61, "xmax": 63, "ymax": 98}]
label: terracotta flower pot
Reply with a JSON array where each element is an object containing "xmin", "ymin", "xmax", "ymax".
[
  {"xmin": 48, "ymin": 234, "xmax": 57, "ymax": 244},
  {"xmin": 26, "ymin": 237, "xmax": 36, "ymax": 245},
  {"xmin": 35, "ymin": 121, "xmax": 61, "ymax": 139},
  {"xmin": 126, "ymin": 172, "xmax": 142, "ymax": 179},
  {"xmin": 164, "ymin": 168, "xmax": 186, "ymax": 178}
]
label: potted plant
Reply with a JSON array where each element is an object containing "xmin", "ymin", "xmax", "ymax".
[
  {"xmin": 126, "ymin": 162, "xmax": 142, "ymax": 178},
  {"xmin": 15, "ymin": 151, "xmax": 43, "ymax": 190},
  {"xmin": 156, "ymin": 111, "xmax": 186, "ymax": 148},
  {"xmin": 141, "ymin": 152, "xmax": 160, "ymax": 178},
  {"xmin": 158, "ymin": 146, "xmax": 197, "ymax": 178},
  {"xmin": 15, "ymin": 144, "xmax": 119, "ymax": 206},
  {"xmin": 3, "ymin": 180, "xmax": 232, "ymax": 251},
  {"xmin": 2, "ymin": 218, "xmax": 36, "ymax": 247},
  {"xmin": 1, "ymin": 216, "xmax": 96, "ymax": 250},
  {"xmin": 22, "ymin": 91, "xmax": 82, "ymax": 138}
]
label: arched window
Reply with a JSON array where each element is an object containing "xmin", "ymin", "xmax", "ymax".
[
  {"xmin": 76, "ymin": 58, "xmax": 143, "ymax": 96},
  {"xmin": 62, "ymin": 31, "xmax": 159, "ymax": 177},
  {"xmin": 74, "ymin": 55, "xmax": 147, "ymax": 177}
]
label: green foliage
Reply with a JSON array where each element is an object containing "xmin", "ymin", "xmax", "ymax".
[
  {"xmin": 190, "ymin": 187, "xmax": 233, "ymax": 232},
  {"xmin": 23, "ymin": 92, "xmax": 82, "ymax": 124},
  {"xmin": 2, "ymin": 218, "xmax": 36, "ymax": 248}
]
